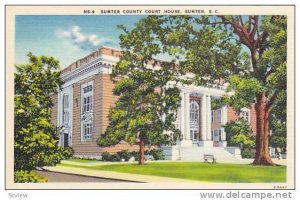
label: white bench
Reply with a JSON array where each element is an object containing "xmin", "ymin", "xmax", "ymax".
[{"xmin": 203, "ymin": 154, "xmax": 216, "ymax": 163}]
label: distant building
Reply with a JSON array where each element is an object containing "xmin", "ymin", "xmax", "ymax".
[{"xmin": 51, "ymin": 46, "xmax": 257, "ymax": 160}]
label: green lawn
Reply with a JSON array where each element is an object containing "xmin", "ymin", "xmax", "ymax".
[{"xmin": 59, "ymin": 162, "xmax": 286, "ymax": 183}]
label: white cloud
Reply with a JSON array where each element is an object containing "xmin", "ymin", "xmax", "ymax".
[{"xmin": 55, "ymin": 25, "xmax": 113, "ymax": 51}]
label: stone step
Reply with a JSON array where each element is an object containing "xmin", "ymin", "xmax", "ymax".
[
  {"xmin": 179, "ymin": 147, "xmax": 239, "ymax": 161},
  {"xmin": 163, "ymin": 146, "xmax": 241, "ymax": 161}
]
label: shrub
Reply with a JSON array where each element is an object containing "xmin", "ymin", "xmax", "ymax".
[
  {"xmin": 117, "ymin": 150, "xmax": 131, "ymax": 161},
  {"xmin": 224, "ymin": 119, "xmax": 255, "ymax": 148},
  {"xmin": 111, "ymin": 154, "xmax": 121, "ymax": 162},
  {"xmin": 241, "ymin": 148, "xmax": 254, "ymax": 158},
  {"xmin": 101, "ymin": 152, "xmax": 112, "ymax": 161},
  {"xmin": 132, "ymin": 151, "xmax": 141, "ymax": 161},
  {"xmin": 14, "ymin": 170, "xmax": 48, "ymax": 183},
  {"xmin": 101, "ymin": 149, "xmax": 165, "ymax": 162},
  {"xmin": 62, "ymin": 147, "xmax": 74, "ymax": 159},
  {"xmin": 150, "ymin": 149, "xmax": 165, "ymax": 160}
]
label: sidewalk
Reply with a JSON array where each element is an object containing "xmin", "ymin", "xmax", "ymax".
[
  {"xmin": 44, "ymin": 164, "xmax": 197, "ymax": 183},
  {"xmin": 42, "ymin": 164, "xmax": 224, "ymax": 189}
]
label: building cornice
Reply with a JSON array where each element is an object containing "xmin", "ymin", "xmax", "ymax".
[{"xmin": 61, "ymin": 55, "xmax": 119, "ymax": 84}]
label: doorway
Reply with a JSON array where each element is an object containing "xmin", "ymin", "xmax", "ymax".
[
  {"xmin": 212, "ymin": 129, "xmax": 221, "ymax": 147},
  {"xmin": 63, "ymin": 133, "xmax": 69, "ymax": 148},
  {"xmin": 190, "ymin": 129, "xmax": 199, "ymax": 143},
  {"xmin": 60, "ymin": 131, "xmax": 70, "ymax": 148}
]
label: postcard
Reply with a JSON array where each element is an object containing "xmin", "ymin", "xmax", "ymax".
[{"xmin": 5, "ymin": 5, "xmax": 295, "ymax": 190}]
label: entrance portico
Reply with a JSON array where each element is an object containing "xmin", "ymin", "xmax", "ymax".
[{"xmin": 178, "ymin": 86, "xmax": 227, "ymax": 147}]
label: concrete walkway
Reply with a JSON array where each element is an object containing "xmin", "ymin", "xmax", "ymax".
[
  {"xmin": 44, "ymin": 165, "xmax": 196, "ymax": 184},
  {"xmin": 36, "ymin": 170, "xmax": 134, "ymax": 183},
  {"xmin": 43, "ymin": 164, "xmax": 206, "ymax": 189}
]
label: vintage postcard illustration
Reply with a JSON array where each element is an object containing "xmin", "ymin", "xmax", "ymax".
[{"xmin": 5, "ymin": 5, "xmax": 295, "ymax": 189}]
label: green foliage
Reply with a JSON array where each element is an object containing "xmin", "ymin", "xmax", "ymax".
[
  {"xmin": 115, "ymin": 150, "xmax": 131, "ymax": 161},
  {"xmin": 98, "ymin": 15, "xmax": 286, "ymax": 165},
  {"xmin": 226, "ymin": 76, "xmax": 262, "ymax": 110},
  {"xmin": 101, "ymin": 149, "xmax": 165, "ymax": 162},
  {"xmin": 14, "ymin": 170, "xmax": 48, "ymax": 183},
  {"xmin": 241, "ymin": 148, "xmax": 255, "ymax": 159},
  {"xmin": 101, "ymin": 152, "xmax": 122, "ymax": 162},
  {"xmin": 269, "ymin": 91, "xmax": 287, "ymax": 149},
  {"xmin": 100, "ymin": 152, "xmax": 113, "ymax": 161},
  {"xmin": 62, "ymin": 147, "xmax": 74, "ymax": 159},
  {"xmin": 149, "ymin": 149, "xmax": 165, "ymax": 160},
  {"xmin": 131, "ymin": 151, "xmax": 140, "ymax": 161},
  {"xmin": 270, "ymin": 135, "xmax": 287, "ymax": 150},
  {"xmin": 217, "ymin": 16, "xmax": 286, "ymax": 111},
  {"xmin": 98, "ymin": 16, "xmax": 182, "ymax": 151},
  {"xmin": 224, "ymin": 119, "xmax": 255, "ymax": 148},
  {"xmin": 14, "ymin": 53, "xmax": 65, "ymax": 180}
]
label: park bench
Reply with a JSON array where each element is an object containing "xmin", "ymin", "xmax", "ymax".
[{"xmin": 203, "ymin": 154, "xmax": 216, "ymax": 163}]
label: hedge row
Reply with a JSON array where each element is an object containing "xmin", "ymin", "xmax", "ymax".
[{"xmin": 101, "ymin": 149, "xmax": 164, "ymax": 162}]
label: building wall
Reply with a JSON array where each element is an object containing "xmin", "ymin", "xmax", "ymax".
[
  {"xmin": 211, "ymin": 109, "xmax": 222, "ymax": 130},
  {"xmin": 98, "ymin": 74, "xmax": 142, "ymax": 153},
  {"xmin": 227, "ymin": 104, "xmax": 257, "ymax": 134},
  {"xmin": 71, "ymin": 74, "xmax": 100, "ymax": 156},
  {"xmin": 50, "ymin": 94, "xmax": 58, "ymax": 127},
  {"xmin": 52, "ymin": 73, "xmax": 144, "ymax": 157}
]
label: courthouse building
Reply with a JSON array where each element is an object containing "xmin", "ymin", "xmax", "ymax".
[{"xmin": 50, "ymin": 46, "xmax": 257, "ymax": 160}]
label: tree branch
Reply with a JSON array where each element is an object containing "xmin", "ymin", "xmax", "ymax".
[
  {"xmin": 239, "ymin": 15, "xmax": 245, "ymax": 27},
  {"xmin": 247, "ymin": 16, "xmax": 252, "ymax": 33},
  {"xmin": 254, "ymin": 31, "xmax": 268, "ymax": 50},
  {"xmin": 264, "ymin": 67, "xmax": 275, "ymax": 80},
  {"xmin": 250, "ymin": 16, "xmax": 259, "ymax": 39},
  {"xmin": 266, "ymin": 91, "xmax": 278, "ymax": 113},
  {"xmin": 220, "ymin": 16, "xmax": 255, "ymax": 50}
]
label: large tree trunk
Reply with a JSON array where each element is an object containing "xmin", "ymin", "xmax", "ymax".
[
  {"xmin": 253, "ymin": 92, "xmax": 275, "ymax": 165},
  {"xmin": 139, "ymin": 132, "xmax": 145, "ymax": 165}
]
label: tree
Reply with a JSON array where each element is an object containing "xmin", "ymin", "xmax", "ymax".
[
  {"xmin": 98, "ymin": 15, "xmax": 286, "ymax": 166},
  {"xmin": 97, "ymin": 17, "xmax": 181, "ymax": 165},
  {"xmin": 224, "ymin": 119, "xmax": 255, "ymax": 149},
  {"xmin": 147, "ymin": 15, "xmax": 286, "ymax": 165},
  {"xmin": 213, "ymin": 16, "xmax": 286, "ymax": 165},
  {"xmin": 14, "ymin": 53, "xmax": 69, "ymax": 182}
]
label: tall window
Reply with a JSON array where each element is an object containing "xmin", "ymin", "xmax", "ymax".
[
  {"xmin": 241, "ymin": 108, "xmax": 250, "ymax": 124},
  {"xmin": 217, "ymin": 109, "xmax": 222, "ymax": 123},
  {"xmin": 62, "ymin": 94, "xmax": 69, "ymax": 124},
  {"xmin": 81, "ymin": 81, "xmax": 93, "ymax": 141},
  {"xmin": 211, "ymin": 109, "xmax": 222, "ymax": 123},
  {"xmin": 190, "ymin": 101, "xmax": 199, "ymax": 124}
]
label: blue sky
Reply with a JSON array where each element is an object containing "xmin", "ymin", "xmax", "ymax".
[{"xmin": 15, "ymin": 15, "xmax": 145, "ymax": 68}]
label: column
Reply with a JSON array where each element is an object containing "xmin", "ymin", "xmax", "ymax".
[
  {"xmin": 221, "ymin": 106, "xmax": 228, "ymax": 141},
  {"xmin": 201, "ymin": 94, "xmax": 207, "ymax": 141},
  {"xmin": 206, "ymin": 95, "xmax": 212, "ymax": 140},
  {"xmin": 184, "ymin": 92, "xmax": 191, "ymax": 140},
  {"xmin": 180, "ymin": 91, "xmax": 185, "ymax": 138}
]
